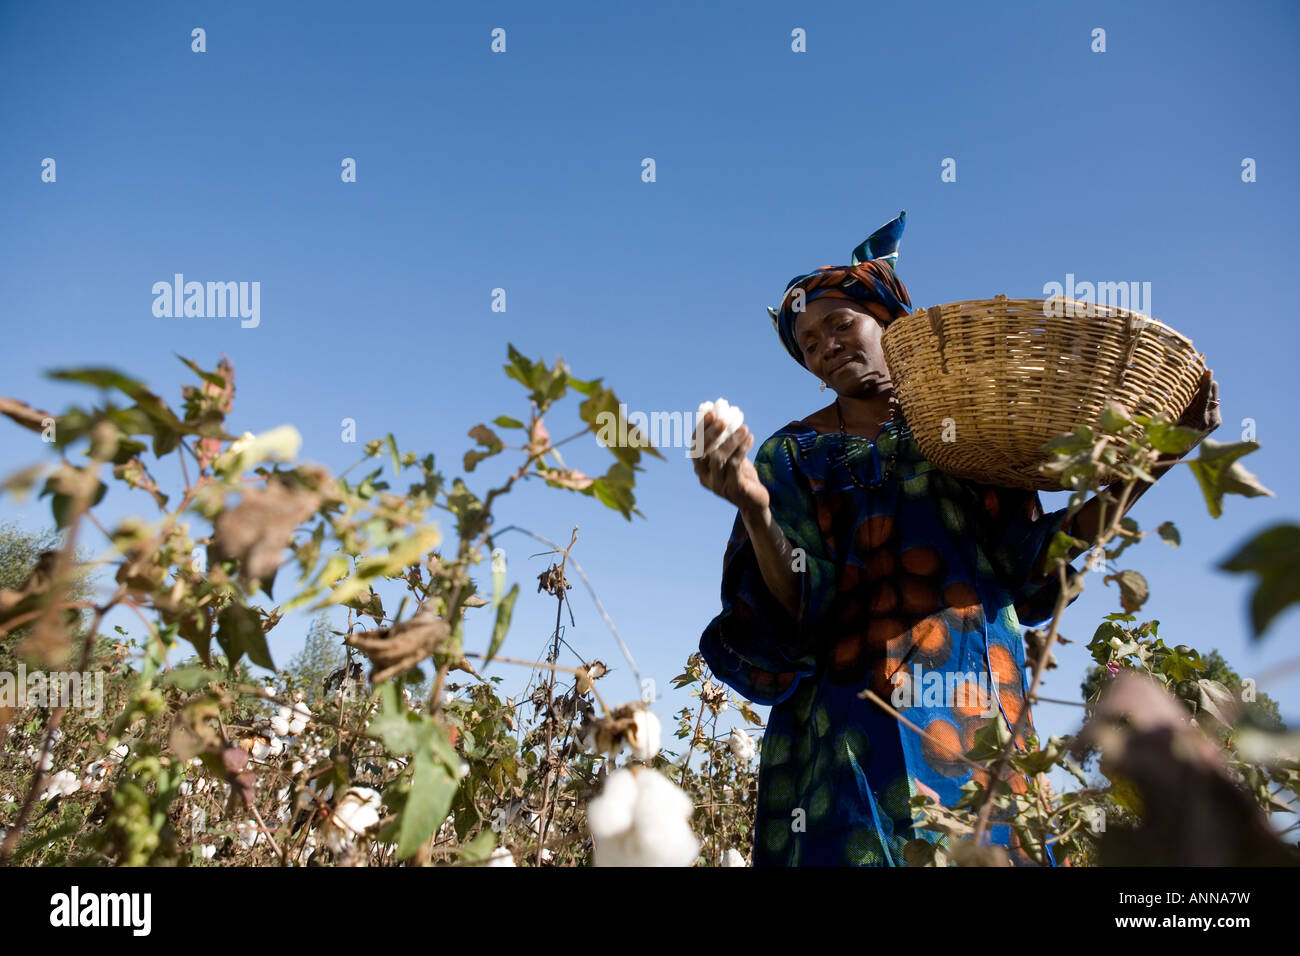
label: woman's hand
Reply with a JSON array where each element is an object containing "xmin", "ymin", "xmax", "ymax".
[{"xmin": 692, "ymin": 411, "xmax": 768, "ymax": 515}]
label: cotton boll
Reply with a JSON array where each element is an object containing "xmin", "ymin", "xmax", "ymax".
[
  {"xmin": 200, "ymin": 844, "xmax": 216, "ymax": 860},
  {"xmin": 627, "ymin": 707, "xmax": 662, "ymax": 761},
  {"xmin": 485, "ymin": 846, "xmax": 516, "ymax": 867},
  {"xmin": 586, "ymin": 768, "xmax": 638, "ymax": 840},
  {"xmin": 724, "ymin": 848, "xmax": 748, "ymax": 867},
  {"xmin": 288, "ymin": 700, "xmax": 311, "ymax": 736},
  {"xmin": 40, "ymin": 769, "xmax": 80, "ymax": 801},
  {"xmin": 728, "ymin": 728, "xmax": 756, "ymax": 762},
  {"xmin": 236, "ymin": 820, "xmax": 261, "ymax": 849},
  {"xmin": 271, "ymin": 706, "xmax": 292, "ymax": 737},
  {"xmin": 325, "ymin": 787, "xmax": 382, "ymax": 854},
  {"xmin": 695, "ymin": 397, "xmax": 745, "ymax": 456},
  {"xmin": 587, "ymin": 767, "xmax": 699, "ymax": 867}
]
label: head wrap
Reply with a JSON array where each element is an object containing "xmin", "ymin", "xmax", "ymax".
[{"xmin": 768, "ymin": 210, "xmax": 913, "ymax": 370}]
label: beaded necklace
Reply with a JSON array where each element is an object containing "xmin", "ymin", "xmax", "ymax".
[{"xmin": 833, "ymin": 394, "xmax": 903, "ymax": 489}]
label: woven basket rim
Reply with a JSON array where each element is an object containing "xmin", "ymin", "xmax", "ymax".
[{"xmin": 898, "ymin": 296, "xmax": 1197, "ymax": 351}]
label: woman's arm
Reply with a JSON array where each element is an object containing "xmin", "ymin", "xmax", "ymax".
[{"xmin": 739, "ymin": 503, "xmax": 803, "ymax": 620}]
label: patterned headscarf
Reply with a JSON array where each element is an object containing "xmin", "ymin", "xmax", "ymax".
[{"xmin": 768, "ymin": 210, "xmax": 913, "ymax": 370}]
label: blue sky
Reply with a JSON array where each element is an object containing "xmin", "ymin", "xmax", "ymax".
[{"xmin": 2, "ymin": 0, "xmax": 1298, "ymax": 774}]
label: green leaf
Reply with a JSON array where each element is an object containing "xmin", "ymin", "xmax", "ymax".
[
  {"xmin": 503, "ymin": 344, "xmax": 541, "ymax": 392},
  {"xmin": 397, "ymin": 752, "xmax": 458, "ymax": 859},
  {"xmin": 48, "ymin": 366, "xmax": 190, "ymax": 435},
  {"xmin": 1218, "ymin": 523, "xmax": 1300, "ymax": 639},
  {"xmin": 158, "ymin": 665, "xmax": 221, "ymax": 691},
  {"xmin": 485, "ymin": 583, "xmax": 518, "ymax": 666},
  {"xmin": 1098, "ymin": 402, "xmax": 1132, "ymax": 434},
  {"xmin": 1047, "ymin": 531, "xmax": 1088, "ymax": 567},
  {"xmin": 386, "ymin": 434, "xmax": 402, "ymax": 477},
  {"xmin": 1156, "ymin": 521, "xmax": 1180, "ymax": 548},
  {"xmin": 1103, "ymin": 569, "xmax": 1149, "ymax": 614},
  {"xmin": 1185, "ymin": 439, "xmax": 1274, "ymax": 518},
  {"xmin": 1144, "ymin": 420, "xmax": 1204, "ymax": 456},
  {"xmin": 458, "ymin": 828, "xmax": 497, "ymax": 864},
  {"xmin": 492, "ymin": 416, "xmax": 525, "ymax": 430},
  {"xmin": 216, "ymin": 603, "xmax": 276, "ymax": 671},
  {"xmin": 174, "ymin": 354, "xmax": 228, "ymax": 388}
]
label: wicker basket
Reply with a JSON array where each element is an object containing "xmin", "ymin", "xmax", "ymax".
[{"xmin": 880, "ymin": 295, "xmax": 1207, "ymax": 491}]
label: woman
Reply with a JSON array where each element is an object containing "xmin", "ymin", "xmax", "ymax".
[{"xmin": 694, "ymin": 211, "xmax": 1221, "ymax": 867}]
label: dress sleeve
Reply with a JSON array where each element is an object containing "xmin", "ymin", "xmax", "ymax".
[
  {"xmin": 699, "ymin": 434, "xmax": 839, "ymax": 705},
  {"xmin": 967, "ymin": 483, "xmax": 1083, "ymax": 628}
]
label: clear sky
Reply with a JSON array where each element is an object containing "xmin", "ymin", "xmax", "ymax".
[{"xmin": 2, "ymin": 0, "xmax": 1298, "ymax": 772}]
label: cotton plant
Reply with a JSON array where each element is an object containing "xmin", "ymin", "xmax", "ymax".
[{"xmin": 585, "ymin": 766, "xmax": 700, "ymax": 867}]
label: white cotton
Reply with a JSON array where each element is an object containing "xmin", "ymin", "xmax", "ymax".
[
  {"xmin": 110, "ymin": 744, "xmax": 129, "ymax": 762},
  {"xmin": 251, "ymin": 738, "xmax": 271, "ymax": 762},
  {"xmin": 586, "ymin": 768, "xmax": 638, "ymax": 840},
  {"xmin": 587, "ymin": 767, "xmax": 699, "ymax": 867},
  {"xmin": 40, "ymin": 769, "xmax": 80, "ymax": 801},
  {"xmin": 31, "ymin": 750, "xmax": 53, "ymax": 772},
  {"xmin": 288, "ymin": 700, "xmax": 311, "ymax": 736},
  {"xmin": 271, "ymin": 706, "xmax": 292, "ymax": 737},
  {"xmin": 236, "ymin": 820, "xmax": 261, "ymax": 849},
  {"xmin": 728, "ymin": 728, "xmax": 756, "ymax": 762},
  {"xmin": 325, "ymin": 787, "xmax": 382, "ymax": 854},
  {"xmin": 627, "ymin": 707, "xmax": 662, "ymax": 761},
  {"xmin": 724, "ymin": 848, "xmax": 748, "ymax": 867},
  {"xmin": 82, "ymin": 760, "xmax": 110, "ymax": 791},
  {"xmin": 485, "ymin": 846, "xmax": 516, "ymax": 867},
  {"xmin": 178, "ymin": 780, "xmax": 192, "ymax": 796},
  {"xmin": 695, "ymin": 397, "xmax": 745, "ymax": 455},
  {"xmin": 200, "ymin": 844, "xmax": 216, "ymax": 860}
]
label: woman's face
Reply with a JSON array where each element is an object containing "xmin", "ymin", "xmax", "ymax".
[{"xmin": 793, "ymin": 297, "xmax": 894, "ymax": 396}]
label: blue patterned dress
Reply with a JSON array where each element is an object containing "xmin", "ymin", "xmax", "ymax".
[{"xmin": 699, "ymin": 414, "xmax": 1082, "ymax": 866}]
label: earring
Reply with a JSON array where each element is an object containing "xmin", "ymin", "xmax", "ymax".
[{"xmin": 819, "ymin": 381, "xmax": 827, "ymax": 391}]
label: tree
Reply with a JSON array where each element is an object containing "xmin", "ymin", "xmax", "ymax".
[{"xmin": 284, "ymin": 613, "xmax": 347, "ymax": 704}]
